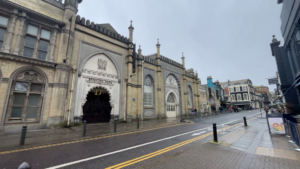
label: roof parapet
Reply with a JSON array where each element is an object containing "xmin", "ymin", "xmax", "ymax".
[{"xmin": 75, "ymin": 15, "xmax": 129, "ymax": 44}]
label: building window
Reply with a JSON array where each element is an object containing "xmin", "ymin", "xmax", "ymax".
[
  {"xmin": 167, "ymin": 93, "xmax": 175, "ymax": 103},
  {"xmin": 231, "ymin": 94, "xmax": 236, "ymax": 101},
  {"xmin": 0, "ymin": 15, "xmax": 9, "ymax": 50},
  {"xmin": 144, "ymin": 76, "xmax": 153, "ymax": 106},
  {"xmin": 237, "ymin": 94, "xmax": 242, "ymax": 101},
  {"xmin": 187, "ymin": 86, "xmax": 193, "ymax": 108},
  {"xmin": 6, "ymin": 70, "xmax": 45, "ymax": 122},
  {"xmin": 236, "ymin": 87, "xmax": 240, "ymax": 92},
  {"xmin": 243, "ymin": 93, "xmax": 248, "ymax": 100},
  {"xmin": 23, "ymin": 24, "xmax": 51, "ymax": 60},
  {"xmin": 242, "ymin": 86, "xmax": 246, "ymax": 91}
]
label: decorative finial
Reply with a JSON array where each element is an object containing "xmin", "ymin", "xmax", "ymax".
[
  {"xmin": 157, "ymin": 38, "xmax": 159, "ymax": 44},
  {"xmin": 130, "ymin": 20, "xmax": 132, "ymax": 26},
  {"xmin": 272, "ymin": 35, "xmax": 278, "ymax": 43},
  {"xmin": 139, "ymin": 45, "xmax": 141, "ymax": 49}
]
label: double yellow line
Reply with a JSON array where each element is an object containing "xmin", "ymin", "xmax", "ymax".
[
  {"xmin": 0, "ymin": 122, "xmax": 191, "ymax": 155},
  {"xmin": 106, "ymin": 116, "xmax": 258, "ymax": 169}
]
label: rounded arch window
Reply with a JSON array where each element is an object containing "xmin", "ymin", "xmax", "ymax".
[
  {"xmin": 144, "ymin": 75, "xmax": 154, "ymax": 106},
  {"xmin": 6, "ymin": 70, "xmax": 46, "ymax": 122},
  {"xmin": 187, "ymin": 86, "xmax": 193, "ymax": 108}
]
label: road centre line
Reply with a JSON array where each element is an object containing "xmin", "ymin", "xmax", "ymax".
[{"xmin": 46, "ymin": 116, "xmax": 259, "ymax": 169}]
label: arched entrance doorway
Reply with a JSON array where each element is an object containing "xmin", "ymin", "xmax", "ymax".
[
  {"xmin": 82, "ymin": 87, "xmax": 111, "ymax": 123},
  {"xmin": 166, "ymin": 93, "xmax": 176, "ymax": 117}
]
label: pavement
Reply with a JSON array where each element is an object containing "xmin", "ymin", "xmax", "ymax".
[{"xmin": 129, "ymin": 114, "xmax": 300, "ymax": 169}]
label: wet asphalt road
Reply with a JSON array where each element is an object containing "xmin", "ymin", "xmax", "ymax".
[{"xmin": 0, "ymin": 110, "xmax": 262, "ymax": 169}]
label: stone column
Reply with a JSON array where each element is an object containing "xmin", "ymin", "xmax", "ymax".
[
  {"xmin": 13, "ymin": 12, "xmax": 27, "ymax": 55},
  {"xmin": 3, "ymin": 9, "xmax": 18, "ymax": 53},
  {"xmin": 48, "ymin": 25, "xmax": 59, "ymax": 62}
]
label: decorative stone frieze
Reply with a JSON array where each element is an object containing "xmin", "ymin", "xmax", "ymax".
[
  {"xmin": 0, "ymin": 53, "xmax": 57, "ymax": 68},
  {"xmin": 82, "ymin": 69, "xmax": 118, "ymax": 79},
  {"xmin": 86, "ymin": 78, "xmax": 114, "ymax": 86},
  {"xmin": 17, "ymin": 71, "xmax": 45, "ymax": 83}
]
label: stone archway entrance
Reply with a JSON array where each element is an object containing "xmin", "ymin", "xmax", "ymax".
[
  {"xmin": 166, "ymin": 93, "xmax": 176, "ymax": 117},
  {"xmin": 82, "ymin": 87, "xmax": 111, "ymax": 123}
]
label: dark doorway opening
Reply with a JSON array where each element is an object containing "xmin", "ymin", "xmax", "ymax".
[{"xmin": 82, "ymin": 88, "xmax": 111, "ymax": 123}]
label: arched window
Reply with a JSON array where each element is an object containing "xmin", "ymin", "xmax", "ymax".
[
  {"xmin": 167, "ymin": 93, "xmax": 175, "ymax": 103},
  {"xmin": 187, "ymin": 86, "xmax": 193, "ymax": 108},
  {"xmin": 144, "ymin": 76, "xmax": 153, "ymax": 106},
  {"xmin": 6, "ymin": 70, "xmax": 46, "ymax": 122}
]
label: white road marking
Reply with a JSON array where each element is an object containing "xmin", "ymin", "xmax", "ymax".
[
  {"xmin": 192, "ymin": 131, "xmax": 206, "ymax": 136},
  {"xmin": 46, "ymin": 112, "xmax": 260, "ymax": 169}
]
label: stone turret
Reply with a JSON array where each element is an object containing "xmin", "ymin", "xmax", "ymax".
[
  {"xmin": 128, "ymin": 20, "xmax": 134, "ymax": 42},
  {"xmin": 156, "ymin": 39, "xmax": 161, "ymax": 65},
  {"xmin": 181, "ymin": 52, "xmax": 185, "ymax": 68},
  {"xmin": 64, "ymin": 0, "xmax": 83, "ymax": 13}
]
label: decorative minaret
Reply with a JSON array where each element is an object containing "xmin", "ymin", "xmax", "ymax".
[
  {"xmin": 181, "ymin": 52, "xmax": 185, "ymax": 71},
  {"xmin": 126, "ymin": 20, "xmax": 134, "ymax": 122},
  {"xmin": 181, "ymin": 52, "xmax": 188, "ymax": 116},
  {"xmin": 137, "ymin": 45, "xmax": 143, "ymax": 119},
  {"xmin": 195, "ymin": 70, "xmax": 201, "ymax": 111},
  {"xmin": 156, "ymin": 39, "xmax": 161, "ymax": 66},
  {"xmin": 156, "ymin": 39, "xmax": 163, "ymax": 118}
]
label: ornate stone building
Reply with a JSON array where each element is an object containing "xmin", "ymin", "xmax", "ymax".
[{"xmin": 0, "ymin": 0, "xmax": 201, "ymax": 132}]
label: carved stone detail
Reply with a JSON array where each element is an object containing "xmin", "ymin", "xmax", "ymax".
[
  {"xmin": 16, "ymin": 71, "xmax": 44, "ymax": 83},
  {"xmin": 1, "ymin": 78, "xmax": 9, "ymax": 83},
  {"xmin": 82, "ymin": 69, "xmax": 118, "ymax": 79},
  {"xmin": 98, "ymin": 59, "xmax": 107, "ymax": 70}
]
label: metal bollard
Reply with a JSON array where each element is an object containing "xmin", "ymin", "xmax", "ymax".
[
  {"xmin": 243, "ymin": 117, "xmax": 247, "ymax": 126},
  {"xmin": 137, "ymin": 117, "xmax": 140, "ymax": 129},
  {"xmin": 114, "ymin": 118, "xmax": 117, "ymax": 132},
  {"xmin": 213, "ymin": 123, "xmax": 218, "ymax": 142},
  {"xmin": 82, "ymin": 121, "xmax": 87, "ymax": 137},
  {"xmin": 19, "ymin": 125, "xmax": 27, "ymax": 146}
]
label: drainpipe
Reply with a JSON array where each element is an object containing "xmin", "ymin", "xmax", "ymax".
[{"xmin": 67, "ymin": 65, "xmax": 77, "ymax": 126}]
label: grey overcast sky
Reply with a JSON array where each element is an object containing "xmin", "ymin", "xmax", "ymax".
[{"xmin": 78, "ymin": 0, "xmax": 283, "ymax": 91}]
